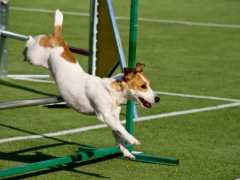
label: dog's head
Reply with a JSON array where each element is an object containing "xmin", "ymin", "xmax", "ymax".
[
  {"xmin": 23, "ymin": 35, "xmax": 52, "ymax": 69},
  {"xmin": 123, "ymin": 63, "xmax": 160, "ymax": 108}
]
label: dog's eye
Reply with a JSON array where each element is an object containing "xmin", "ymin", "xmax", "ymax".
[{"xmin": 141, "ymin": 84, "xmax": 147, "ymax": 89}]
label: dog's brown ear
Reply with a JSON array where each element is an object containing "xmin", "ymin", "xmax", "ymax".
[
  {"xmin": 123, "ymin": 68, "xmax": 135, "ymax": 81},
  {"xmin": 135, "ymin": 63, "xmax": 145, "ymax": 73},
  {"xmin": 124, "ymin": 68, "xmax": 135, "ymax": 74}
]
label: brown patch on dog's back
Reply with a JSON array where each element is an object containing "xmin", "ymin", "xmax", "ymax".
[
  {"xmin": 39, "ymin": 36, "xmax": 52, "ymax": 47},
  {"xmin": 60, "ymin": 42, "xmax": 76, "ymax": 63},
  {"xmin": 39, "ymin": 26, "xmax": 76, "ymax": 63}
]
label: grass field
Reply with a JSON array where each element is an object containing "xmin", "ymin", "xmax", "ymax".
[{"xmin": 1, "ymin": 0, "xmax": 240, "ymax": 179}]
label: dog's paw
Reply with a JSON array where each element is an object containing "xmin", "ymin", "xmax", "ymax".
[
  {"xmin": 124, "ymin": 153, "xmax": 135, "ymax": 160},
  {"xmin": 133, "ymin": 138, "xmax": 141, "ymax": 145},
  {"xmin": 119, "ymin": 145, "xmax": 135, "ymax": 160},
  {"xmin": 115, "ymin": 130, "xmax": 141, "ymax": 145},
  {"xmin": 127, "ymin": 134, "xmax": 141, "ymax": 145}
]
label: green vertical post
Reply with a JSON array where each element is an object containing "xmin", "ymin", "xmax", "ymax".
[
  {"xmin": 125, "ymin": 0, "xmax": 139, "ymax": 134},
  {"xmin": 0, "ymin": 0, "xmax": 9, "ymax": 77}
]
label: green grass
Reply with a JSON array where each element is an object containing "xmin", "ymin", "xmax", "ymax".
[{"xmin": 0, "ymin": 0, "xmax": 240, "ymax": 179}]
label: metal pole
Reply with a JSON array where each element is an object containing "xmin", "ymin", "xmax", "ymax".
[
  {"xmin": 125, "ymin": 0, "xmax": 139, "ymax": 134},
  {"xmin": 0, "ymin": 30, "xmax": 89, "ymax": 56},
  {"xmin": 88, "ymin": 0, "xmax": 98, "ymax": 75},
  {"xmin": 0, "ymin": 0, "xmax": 9, "ymax": 77},
  {"xmin": 0, "ymin": 96, "xmax": 63, "ymax": 110},
  {"xmin": 0, "ymin": 29, "xmax": 29, "ymax": 41},
  {"xmin": 106, "ymin": 0, "xmax": 127, "ymax": 71}
]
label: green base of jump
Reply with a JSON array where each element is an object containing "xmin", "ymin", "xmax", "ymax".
[
  {"xmin": 131, "ymin": 151, "xmax": 179, "ymax": 165},
  {"xmin": 0, "ymin": 145, "xmax": 178, "ymax": 178}
]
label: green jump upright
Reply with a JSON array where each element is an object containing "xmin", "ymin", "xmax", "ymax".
[
  {"xmin": 125, "ymin": 0, "xmax": 139, "ymax": 135},
  {"xmin": 125, "ymin": 0, "xmax": 179, "ymax": 165}
]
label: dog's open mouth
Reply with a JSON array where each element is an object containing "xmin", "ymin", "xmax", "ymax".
[{"xmin": 138, "ymin": 97, "xmax": 152, "ymax": 108}]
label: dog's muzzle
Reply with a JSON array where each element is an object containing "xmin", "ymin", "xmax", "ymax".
[{"xmin": 137, "ymin": 95, "xmax": 160, "ymax": 109}]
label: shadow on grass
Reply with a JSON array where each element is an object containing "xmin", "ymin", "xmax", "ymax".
[
  {"xmin": 0, "ymin": 79, "xmax": 56, "ymax": 97},
  {"xmin": 0, "ymin": 122, "xmax": 93, "ymax": 147},
  {"xmin": 0, "ymin": 147, "xmax": 118, "ymax": 179},
  {"xmin": 0, "ymin": 122, "xmax": 117, "ymax": 179},
  {"xmin": 1, "ymin": 154, "xmax": 120, "ymax": 179},
  {"xmin": 44, "ymin": 103, "xmax": 69, "ymax": 109},
  {"xmin": 0, "ymin": 122, "xmax": 96, "ymax": 163}
]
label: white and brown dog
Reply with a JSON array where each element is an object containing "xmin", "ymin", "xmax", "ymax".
[{"xmin": 24, "ymin": 10, "xmax": 160, "ymax": 159}]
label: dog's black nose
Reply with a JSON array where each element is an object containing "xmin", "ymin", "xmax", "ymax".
[{"xmin": 154, "ymin": 96, "xmax": 160, "ymax": 103}]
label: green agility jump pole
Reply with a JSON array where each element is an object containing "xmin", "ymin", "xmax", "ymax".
[
  {"xmin": 125, "ymin": 0, "xmax": 179, "ymax": 164},
  {"xmin": 0, "ymin": 0, "xmax": 178, "ymax": 178},
  {"xmin": 125, "ymin": 0, "xmax": 139, "ymax": 134}
]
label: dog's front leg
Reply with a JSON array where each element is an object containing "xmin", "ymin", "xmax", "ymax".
[
  {"xmin": 100, "ymin": 112, "xmax": 140, "ymax": 146},
  {"xmin": 111, "ymin": 106, "xmax": 136, "ymax": 159},
  {"xmin": 112, "ymin": 130, "xmax": 135, "ymax": 159}
]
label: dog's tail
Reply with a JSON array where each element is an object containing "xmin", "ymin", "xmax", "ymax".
[{"xmin": 53, "ymin": 9, "xmax": 63, "ymax": 37}]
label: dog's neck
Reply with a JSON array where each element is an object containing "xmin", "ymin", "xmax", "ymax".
[{"xmin": 104, "ymin": 79, "xmax": 130, "ymax": 106}]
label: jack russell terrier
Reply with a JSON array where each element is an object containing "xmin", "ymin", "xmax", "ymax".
[{"xmin": 24, "ymin": 10, "xmax": 160, "ymax": 159}]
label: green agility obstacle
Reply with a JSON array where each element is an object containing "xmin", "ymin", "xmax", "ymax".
[
  {"xmin": 0, "ymin": 146, "xmax": 122, "ymax": 177},
  {"xmin": 125, "ymin": 0, "xmax": 178, "ymax": 165},
  {"xmin": 0, "ymin": 0, "xmax": 178, "ymax": 178}
]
